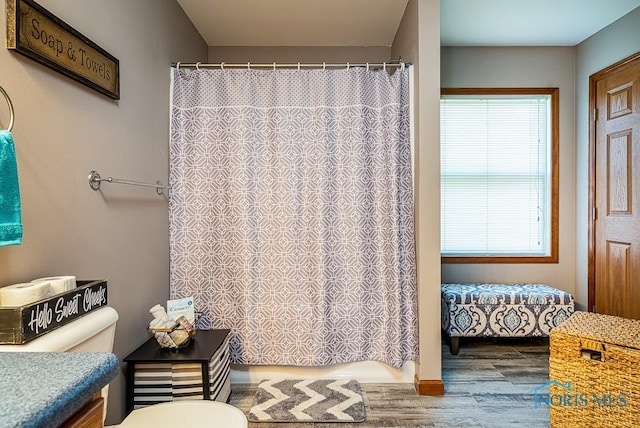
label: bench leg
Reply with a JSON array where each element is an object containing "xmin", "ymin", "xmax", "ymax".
[{"xmin": 449, "ymin": 337, "xmax": 460, "ymax": 355}]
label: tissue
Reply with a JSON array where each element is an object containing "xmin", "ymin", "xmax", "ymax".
[
  {"xmin": 0, "ymin": 281, "xmax": 54, "ymax": 307},
  {"xmin": 31, "ymin": 276, "xmax": 77, "ymax": 295}
]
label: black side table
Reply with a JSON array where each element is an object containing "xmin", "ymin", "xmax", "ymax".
[{"xmin": 123, "ymin": 329, "xmax": 231, "ymax": 414}]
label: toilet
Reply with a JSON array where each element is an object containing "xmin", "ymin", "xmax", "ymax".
[
  {"xmin": 0, "ymin": 306, "xmax": 119, "ymax": 420},
  {"xmin": 118, "ymin": 401, "xmax": 248, "ymax": 427}
]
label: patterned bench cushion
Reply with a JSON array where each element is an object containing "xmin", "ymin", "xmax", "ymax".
[{"xmin": 441, "ymin": 283, "xmax": 575, "ymax": 338}]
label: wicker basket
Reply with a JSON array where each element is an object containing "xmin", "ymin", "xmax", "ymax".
[
  {"xmin": 148, "ymin": 317, "xmax": 197, "ymax": 349},
  {"xmin": 549, "ymin": 311, "xmax": 640, "ymax": 428}
]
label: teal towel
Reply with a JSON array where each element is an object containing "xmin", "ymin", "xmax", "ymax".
[{"xmin": 0, "ymin": 130, "xmax": 22, "ymax": 246}]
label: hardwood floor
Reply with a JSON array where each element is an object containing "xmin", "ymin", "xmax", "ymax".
[{"xmin": 228, "ymin": 338, "xmax": 551, "ymax": 427}]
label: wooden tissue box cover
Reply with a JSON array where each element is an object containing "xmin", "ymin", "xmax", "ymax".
[{"xmin": 0, "ymin": 279, "xmax": 108, "ymax": 344}]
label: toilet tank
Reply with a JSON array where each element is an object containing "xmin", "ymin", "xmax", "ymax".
[{"xmin": 0, "ymin": 306, "xmax": 118, "ymax": 352}]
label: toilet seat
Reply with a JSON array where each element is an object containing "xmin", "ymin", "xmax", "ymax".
[{"xmin": 119, "ymin": 401, "xmax": 247, "ymax": 427}]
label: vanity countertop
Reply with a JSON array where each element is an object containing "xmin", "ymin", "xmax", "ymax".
[{"xmin": 0, "ymin": 352, "xmax": 119, "ymax": 428}]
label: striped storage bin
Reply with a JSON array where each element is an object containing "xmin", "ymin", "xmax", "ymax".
[
  {"xmin": 549, "ymin": 311, "xmax": 640, "ymax": 427},
  {"xmin": 124, "ymin": 329, "xmax": 231, "ymax": 413}
]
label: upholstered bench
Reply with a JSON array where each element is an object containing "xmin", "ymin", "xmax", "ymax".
[{"xmin": 441, "ymin": 283, "xmax": 575, "ymax": 355}]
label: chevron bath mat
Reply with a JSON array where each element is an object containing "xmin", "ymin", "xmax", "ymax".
[{"xmin": 248, "ymin": 379, "xmax": 366, "ymax": 423}]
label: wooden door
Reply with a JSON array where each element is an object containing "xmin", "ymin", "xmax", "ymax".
[{"xmin": 592, "ymin": 55, "xmax": 640, "ymax": 320}]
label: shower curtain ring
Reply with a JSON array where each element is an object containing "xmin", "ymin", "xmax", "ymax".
[
  {"xmin": 175, "ymin": 62, "xmax": 181, "ymax": 71},
  {"xmin": 366, "ymin": 63, "xmax": 369, "ymax": 71},
  {"xmin": 323, "ymin": 62, "xmax": 326, "ymax": 70},
  {"xmin": 383, "ymin": 63, "xmax": 387, "ymax": 72},
  {"xmin": 247, "ymin": 62, "xmax": 251, "ymax": 70},
  {"xmin": 347, "ymin": 62, "xmax": 350, "ymax": 70},
  {"xmin": 297, "ymin": 62, "xmax": 300, "ymax": 71},
  {"xmin": 195, "ymin": 62, "xmax": 201, "ymax": 70},
  {"xmin": 273, "ymin": 62, "xmax": 276, "ymax": 71},
  {"xmin": 220, "ymin": 62, "xmax": 225, "ymax": 70}
]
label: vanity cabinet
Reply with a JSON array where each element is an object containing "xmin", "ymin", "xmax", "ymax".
[{"xmin": 59, "ymin": 395, "xmax": 103, "ymax": 428}]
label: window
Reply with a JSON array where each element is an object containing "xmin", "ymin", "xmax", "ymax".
[{"xmin": 440, "ymin": 88, "xmax": 559, "ymax": 263}]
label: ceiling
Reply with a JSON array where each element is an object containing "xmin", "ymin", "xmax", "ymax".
[
  {"xmin": 176, "ymin": 0, "xmax": 408, "ymax": 47},
  {"xmin": 441, "ymin": 0, "xmax": 640, "ymax": 46},
  {"xmin": 177, "ymin": 0, "xmax": 640, "ymax": 47}
]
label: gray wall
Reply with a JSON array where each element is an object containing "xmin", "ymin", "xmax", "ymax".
[
  {"xmin": 0, "ymin": 0, "xmax": 207, "ymax": 423},
  {"xmin": 575, "ymin": 7, "xmax": 640, "ymax": 310},
  {"xmin": 392, "ymin": 0, "xmax": 443, "ymax": 384},
  {"xmin": 440, "ymin": 47, "xmax": 578, "ymax": 300},
  {"xmin": 209, "ymin": 46, "xmax": 391, "ymax": 63}
]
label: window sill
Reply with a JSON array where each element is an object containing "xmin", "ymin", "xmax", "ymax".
[{"xmin": 442, "ymin": 255, "xmax": 558, "ymax": 264}]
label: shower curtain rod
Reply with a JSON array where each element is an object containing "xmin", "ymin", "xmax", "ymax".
[{"xmin": 172, "ymin": 61, "xmax": 410, "ymax": 71}]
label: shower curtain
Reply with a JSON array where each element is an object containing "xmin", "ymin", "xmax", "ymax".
[{"xmin": 169, "ymin": 66, "xmax": 417, "ymax": 367}]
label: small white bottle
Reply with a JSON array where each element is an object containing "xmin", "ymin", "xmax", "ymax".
[{"xmin": 149, "ymin": 304, "xmax": 172, "ymax": 327}]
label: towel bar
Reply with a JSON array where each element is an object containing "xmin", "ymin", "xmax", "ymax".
[
  {"xmin": 88, "ymin": 171, "xmax": 168, "ymax": 195},
  {"xmin": 0, "ymin": 86, "xmax": 14, "ymax": 132}
]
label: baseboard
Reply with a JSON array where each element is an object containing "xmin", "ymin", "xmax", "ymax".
[{"xmin": 414, "ymin": 375, "xmax": 445, "ymax": 395}]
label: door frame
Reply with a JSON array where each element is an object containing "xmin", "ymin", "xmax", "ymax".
[{"xmin": 588, "ymin": 51, "xmax": 640, "ymax": 312}]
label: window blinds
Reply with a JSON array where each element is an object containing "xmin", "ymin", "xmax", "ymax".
[{"xmin": 440, "ymin": 95, "xmax": 551, "ymax": 256}]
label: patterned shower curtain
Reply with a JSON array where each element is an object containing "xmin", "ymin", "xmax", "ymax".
[{"xmin": 169, "ymin": 66, "xmax": 417, "ymax": 367}]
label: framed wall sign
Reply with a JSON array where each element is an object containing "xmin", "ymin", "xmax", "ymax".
[{"xmin": 6, "ymin": 0, "xmax": 120, "ymax": 100}]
